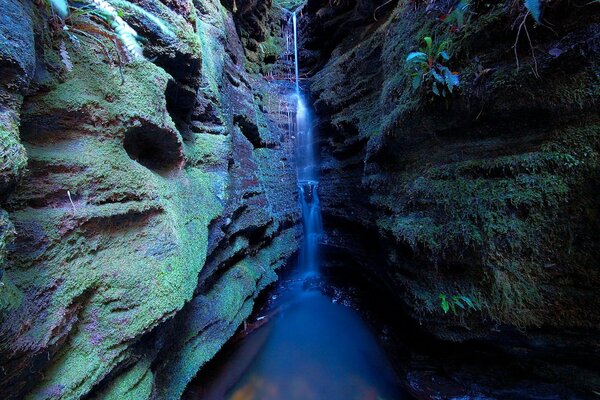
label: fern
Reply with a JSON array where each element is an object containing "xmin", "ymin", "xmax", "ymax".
[
  {"xmin": 107, "ymin": 0, "xmax": 175, "ymax": 37},
  {"xmin": 51, "ymin": 0, "xmax": 174, "ymax": 61},
  {"xmin": 88, "ymin": 0, "xmax": 143, "ymax": 59},
  {"xmin": 59, "ymin": 40, "xmax": 73, "ymax": 71},
  {"xmin": 439, "ymin": 293, "xmax": 479, "ymax": 315}
]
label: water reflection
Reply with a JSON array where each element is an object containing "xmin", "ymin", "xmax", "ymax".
[{"xmin": 209, "ymin": 291, "xmax": 408, "ymax": 400}]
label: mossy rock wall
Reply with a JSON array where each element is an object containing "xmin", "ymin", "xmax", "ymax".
[
  {"xmin": 305, "ymin": 0, "xmax": 600, "ymax": 376},
  {"xmin": 0, "ymin": 0, "xmax": 300, "ymax": 398}
]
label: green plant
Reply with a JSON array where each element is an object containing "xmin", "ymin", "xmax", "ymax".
[
  {"xmin": 439, "ymin": 293, "xmax": 478, "ymax": 315},
  {"xmin": 44, "ymin": 0, "xmax": 174, "ymax": 61},
  {"xmin": 406, "ymin": 36, "xmax": 460, "ymax": 97}
]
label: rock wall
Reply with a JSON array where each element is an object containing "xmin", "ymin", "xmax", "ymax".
[
  {"xmin": 2, "ymin": 0, "xmax": 599, "ymax": 397},
  {"xmin": 302, "ymin": 0, "xmax": 600, "ymax": 394},
  {"xmin": 0, "ymin": 0, "xmax": 299, "ymax": 398}
]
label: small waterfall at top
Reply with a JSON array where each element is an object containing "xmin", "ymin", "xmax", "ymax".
[{"xmin": 292, "ymin": 11, "xmax": 323, "ymax": 277}]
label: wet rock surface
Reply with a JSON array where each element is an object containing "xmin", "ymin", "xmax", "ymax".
[
  {"xmin": 0, "ymin": 0, "xmax": 598, "ymax": 398},
  {"xmin": 0, "ymin": 0, "xmax": 299, "ymax": 398},
  {"xmin": 299, "ymin": 0, "xmax": 600, "ymax": 397}
]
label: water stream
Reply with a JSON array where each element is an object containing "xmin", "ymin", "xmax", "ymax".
[{"xmin": 186, "ymin": 11, "xmax": 408, "ymax": 400}]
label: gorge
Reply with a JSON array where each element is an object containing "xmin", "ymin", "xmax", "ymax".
[{"xmin": 0, "ymin": 0, "xmax": 599, "ymax": 399}]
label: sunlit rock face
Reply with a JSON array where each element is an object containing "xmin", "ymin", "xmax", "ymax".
[
  {"xmin": 0, "ymin": 0, "xmax": 300, "ymax": 398},
  {"xmin": 299, "ymin": 0, "xmax": 600, "ymax": 395}
]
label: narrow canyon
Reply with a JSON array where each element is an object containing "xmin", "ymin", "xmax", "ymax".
[{"xmin": 0, "ymin": 0, "xmax": 598, "ymax": 399}]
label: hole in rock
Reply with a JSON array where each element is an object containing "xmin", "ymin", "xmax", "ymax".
[{"xmin": 123, "ymin": 126, "xmax": 183, "ymax": 172}]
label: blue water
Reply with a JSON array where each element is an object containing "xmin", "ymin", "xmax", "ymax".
[{"xmin": 222, "ymin": 290, "xmax": 407, "ymax": 400}]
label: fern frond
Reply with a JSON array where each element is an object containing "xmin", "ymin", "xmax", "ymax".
[
  {"xmin": 107, "ymin": 0, "xmax": 175, "ymax": 37},
  {"xmin": 59, "ymin": 40, "xmax": 73, "ymax": 71},
  {"xmin": 89, "ymin": 0, "xmax": 144, "ymax": 59}
]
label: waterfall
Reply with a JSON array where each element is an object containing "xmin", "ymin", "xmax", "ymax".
[
  {"xmin": 292, "ymin": 11, "xmax": 322, "ymax": 276},
  {"xmin": 292, "ymin": 12, "xmax": 300, "ymax": 95}
]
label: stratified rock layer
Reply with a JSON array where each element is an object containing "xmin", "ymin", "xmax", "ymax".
[
  {"xmin": 0, "ymin": 0, "xmax": 299, "ymax": 398},
  {"xmin": 303, "ymin": 0, "xmax": 600, "ymax": 396}
]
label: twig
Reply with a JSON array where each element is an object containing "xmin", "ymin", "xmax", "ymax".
[
  {"xmin": 373, "ymin": 0, "xmax": 393, "ymax": 21},
  {"xmin": 67, "ymin": 190, "xmax": 76, "ymax": 214},
  {"xmin": 513, "ymin": 11, "xmax": 540, "ymax": 79},
  {"xmin": 522, "ymin": 21, "xmax": 540, "ymax": 78},
  {"xmin": 513, "ymin": 13, "xmax": 528, "ymax": 71}
]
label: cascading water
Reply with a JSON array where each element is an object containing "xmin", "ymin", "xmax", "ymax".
[
  {"xmin": 292, "ymin": 10, "xmax": 323, "ymax": 277},
  {"xmin": 187, "ymin": 10, "xmax": 407, "ymax": 400}
]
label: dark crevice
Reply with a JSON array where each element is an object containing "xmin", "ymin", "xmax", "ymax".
[
  {"xmin": 123, "ymin": 126, "xmax": 183, "ymax": 172},
  {"xmin": 165, "ymin": 80, "xmax": 196, "ymax": 141},
  {"xmin": 233, "ymin": 114, "xmax": 273, "ymax": 149}
]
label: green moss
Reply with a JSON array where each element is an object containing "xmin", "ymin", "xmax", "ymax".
[
  {"xmin": 7, "ymin": 25, "xmax": 228, "ymax": 398},
  {"xmin": 196, "ymin": 12, "xmax": 226, "ymax": 97},
  {"xmin": 1, "ymin": 0, "xmax": 302, "ymax": 398},
  {"xmin": 0, "ymin": 113, "xmax": 28, "ymax": 182},
  {"xmin": 0, "ymin": 275, "xmax": 23, "ymax": 317},
  {"xmin": 90, "ymin": 358, "xmax": 153, "ymax": 400},
  {"xmin": 309, "ymin": 0, "xmax": 599, "ymax": 330},
  {"xmin": 184, "ymin": 133, "xmax": 231, "ymax": 167},
  {"xmin": 30, "ymin": 48, "xmax": 175, "ymax": 133},
  {"xmin": 154, "ymin": 227, "xmax": 299, "ymax": 399},
  {"xmin": 373, "ymin": 119, "xmax": 600, "ymax": 326}
]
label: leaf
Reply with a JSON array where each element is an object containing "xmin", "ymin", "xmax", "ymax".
[
  {"xmin": 432, "ymin": 83, "xmax": 440, "ymax": 96},
  {"xmin": 453, "ymin": 297, "xmax": 466, "ymax": 309},
  {"xmin": 423, "ymin": 36, "xmax": 433, "ymax": 52},
  {"xmin": 439, "ymin": 294, "xmax": 449, "ymax": 313},
  {"xmin": 438, "ymin": 40, "xmax": 449, "ymax": 52},
  {"xmin": 406, "ymin": 52, "xmax": 427, "ymax": 63},
  {"xmin": 525, "ymin": 0, "xmax": 542, "ymax": 23},
  {"xmin": 49, "ymin": 0, "xmax": 69, "ymax": 17},
  {"xmin": 439, "ymin": 51, "xmax": 450, "ymax": 61},
  {"xmin": 442, "ymin": 67, "xmax": 460, "ymax": 92},
  {"xmin": 460, "ymin": 296, "xmax": 475, "ymax": 309}
]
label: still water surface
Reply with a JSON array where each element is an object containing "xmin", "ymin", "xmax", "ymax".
[{"xmin": 192, "ymin": 280, "xmax": 409, "ymax": 400}]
